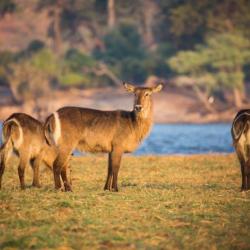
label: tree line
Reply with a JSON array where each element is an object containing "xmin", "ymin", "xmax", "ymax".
[{"xmin": 0, "ymin": 0, "xmax": 249, "ymax": 112}]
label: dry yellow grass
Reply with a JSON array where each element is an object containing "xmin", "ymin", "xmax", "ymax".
[{"xmin": 0, "ymin": 154, "xmax": 249, "ymax": 249}]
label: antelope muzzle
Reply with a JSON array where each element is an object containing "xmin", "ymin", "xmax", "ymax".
[{"xmin": 135, "ymin": 105, "xmax": 143, "ymax": 112}]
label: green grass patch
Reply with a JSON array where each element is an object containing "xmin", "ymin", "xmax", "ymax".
[{"xmin": 0, "ymin": 154, "xmax": 249, "ymax": 249}]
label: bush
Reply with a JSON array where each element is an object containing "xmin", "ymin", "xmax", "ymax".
[
  {"xmin": 59, "ymin": 72, "xmax": 90, "ymax": 87},
  {"xmin": 0, "ymin": 51, "xmax": 15, "ymax": 65},
  {"xmin": 93, "ymin": 23, "xmax": 148, "ymax": 83},
  {"xmin": 0, "ymin": 0, "xmax": 16, "ymax": 16},
  {"xmin": 30, "ymin": 48, "xmax": 60, "ymax": 76},
  {"xmin": 65, "ymin": 49, "xmax": 96, "ymax": 71},
  {"xmin": 0, "ymin": 51, "xmax": 15, "ymax": 85},
  {"xmin": 120, "ymin": 58, "xmax": 147, "ymax": 83},
  {"xmin": 100, "ymin": 23, "xmax": 146, "ymax": 64},
  {"xmin": 27, "ymin": 40, "xmax": 45, "ymax": 53},
  {"xmin": 94, "ymin": 23, "xmax": 176, "ymax": 83},
  {"xmin": 144, "ymin": 55, "xmax": 172, "ymax": 79}
]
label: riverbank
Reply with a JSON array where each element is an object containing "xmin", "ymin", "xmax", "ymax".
[
  {"xmin": 0, "ymin": 87, "xmax": 242, "ymax": 123},
  {"xmin": 0, "ymin": 154, "xmax": 249, "ymax": 249}
]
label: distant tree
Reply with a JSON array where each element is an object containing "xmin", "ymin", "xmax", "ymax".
[
  {"xmin": 6, "ymin": 48, "xmax": 60, "ymax": 103},
  {"xmin": 94, "ymin": 23, "xmax": 148, "ymax": 83},
  {"xmin": 204, "ymin": 33, "xmax": 250, "ymax": 107},
  {"xmin": 158, "ymin": 0, "xmax": 250, "ymax": 50},
  {"xmin": 107, "ymin": 0, "xmax": 116, "ymax": 28},
  {"xmin": 141, "ymin": 0, "xmax": 159, "ymax": 48},
  {"xmin": 37, "ymin": 0, "xmax": 69, "ymax": 54},
  {"xmin": 0, "ymin": 0, "xmax": 16, "ymax": 16},
  {"xmin": 168, "ymin": 32, "xmax": 250, "ymax": 110},
  {"xmin": 168, "ymin": 50, "xmax": 217, "ymax": 113}
]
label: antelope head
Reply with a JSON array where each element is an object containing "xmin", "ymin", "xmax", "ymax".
[{"xmin": 123, "ymin": 82, "xmax": 163, "ymax": 118}]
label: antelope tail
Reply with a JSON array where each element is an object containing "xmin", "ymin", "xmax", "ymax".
[{"xmin": 44, "ymin": 112, "xmax": 61, "ymax": 146}]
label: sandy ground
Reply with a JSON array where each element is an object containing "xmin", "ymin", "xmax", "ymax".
[{"xmin": 0, "ymin": 87, "xmax": 241, "ymax": 123}]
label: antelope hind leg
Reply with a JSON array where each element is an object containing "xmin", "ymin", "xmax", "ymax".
[
  {"xmin": 30, "ymin": 157, "xmax": 42, "ymax": 188},
  {"xmin": 110, "ymin": 150, "xmax": 122, "ymax": 192},
  {"xmin": 18, "ymin": 157, "xmax": 29, "ymax": 190}
]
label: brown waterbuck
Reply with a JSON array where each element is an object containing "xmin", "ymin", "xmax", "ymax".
[
  {"xmin": 0, "ymin": 113, "xmax": 59, "ymax": 190},
  {"xmin": 231, "ymin": 109, "xmax": 250, "ymax": 191},
  {"xmin": 44, "ymin": 82, "xmax": 163, "ymax": 192}
]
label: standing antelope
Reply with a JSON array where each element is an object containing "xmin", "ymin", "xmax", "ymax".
[
  {"xmin": 44, "ymin": 82, "xmax": 163, "ymax": 192},
  {"xmin": 0, "ymin": 113, "xmax": 58, "ymax": 189},
  {"xmin": 231, "ymin": 109, "xmax": 250, "ymax": 191}
]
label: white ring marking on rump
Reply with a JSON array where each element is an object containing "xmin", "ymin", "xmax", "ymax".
[{"xmin": 53, "ymin": 112, "xmax": 61, "ymax": 145}]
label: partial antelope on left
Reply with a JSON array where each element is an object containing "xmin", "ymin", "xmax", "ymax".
[{"xmin": 0, "ymin": 113, "xmax": 60, "ymax": 190}]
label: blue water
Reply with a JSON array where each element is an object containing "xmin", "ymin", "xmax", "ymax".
[
  {"xmin": 135, "ymin": 123, "xmax": 233, "ymax": 155},
  {"xmin": 0, "ymin": 123, "xmax": 234, "ymax": 155}
]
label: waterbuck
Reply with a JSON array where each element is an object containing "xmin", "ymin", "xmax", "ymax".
[
  {"xmin": 0, "ymin": 113, "xmax": 58, "ymax": 189},
  {"xmin": 44, "ymin": 82, "xmax": 163, "ymax": 192},
  {"xmin": 231, "ymin": 109, "xmax": 250, "ymax": 191}
]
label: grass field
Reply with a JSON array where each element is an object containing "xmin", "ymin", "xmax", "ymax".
[{"xmin": 0, "ymin": 154, "xmax": 249, "ymax": 249}]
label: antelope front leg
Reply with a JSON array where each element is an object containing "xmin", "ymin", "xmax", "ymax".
[
  {"xmin": 61, "ymin": 163, "xmax": 72, "ymax": 192},
  {"xmin": 110, "ymin": 150, "xmax": 122, "ymax": 192},
  {"xmin": 104, "ymin": 153, "xmax": 113, "ymax": 191},
  {"xmin": 53, "ymin": 149, "xmax": 72, "ymax": 191},
  {"xmin": 240, "ymin": 162, "xmax": 247, "ymax": 191},
  {"xmin": 246, "ymin": 160, "xmax": 250, "ymax": 190},
  {"xmin": 0, "ymin": 160, "xmax": 5, "ymax": 190},
  {"xmin": 247, "ymin": 176, "xmax": 250, "ymax": 191},
  {"xmin": 240, "ymin": 163, "xmax": 250, "ymax": 191}
]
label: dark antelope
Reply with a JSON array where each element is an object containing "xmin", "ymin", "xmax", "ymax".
[
  {"xmin": 231, "ymin": 109, "xmax": 250, "ymax": 191},
  {"xmin": 44, "ymin": 82, "xmax": 163, "ymax": 192},
  {"xmin": 0, "ymin": 113, "xmax": 59, "ymax": 189}
]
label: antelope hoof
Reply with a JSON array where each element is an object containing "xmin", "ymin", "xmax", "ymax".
[
  {"xmin": 55, "ymin": 185, "xmax": 62, "ymax": 191},
  {"xmin": 241, "ymin": 187, "xmax": 250, "ymax": 192},
  {"xmin": 104, "ymin": 184, "xmax": 112, "ymax": 191},
  {"xmin": 20, "ymin": 185, "xmax": 26, "ymax": 190},
  {"xmin": 64, "ymin": 184, "xmax": 72, "ymax": 192},
  {"xmin": 32, "ymin": 183, "xmax": 41, "ymax": 188}
]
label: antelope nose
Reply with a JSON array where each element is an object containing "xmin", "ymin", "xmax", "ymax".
[{"xmin": 135, "ymin": 105, "xmax": 142, "ymax": 112}]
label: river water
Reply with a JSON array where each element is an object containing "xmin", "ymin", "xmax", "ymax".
[
  {"xmin": 0, "ymin": 123, "xmax": 234, "ymax": 155},
  {"xmin": 135, "ymin": 123, "xmax": 233, "ymax": 155}
]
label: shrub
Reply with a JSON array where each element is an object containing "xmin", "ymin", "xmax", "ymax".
[
  {"xmin": 120, "ymin": 58, "xmax": 147, "ymax": 83},
  {"xmin": 27, "ymin": 40, "xmax": 45, "ymax": 53},
  {"xmin": 59, "ymin": 72, "xmax": 90, "ymax": 87},
  {"xmin": 101, "ymin": 23, "xmax": 146, "ymax": 63},
  {"xmin": 65, "ymin": 48, "xmax": 96, "ymax": 71}
]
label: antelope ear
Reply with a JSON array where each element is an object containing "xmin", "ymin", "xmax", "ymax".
[
  {"xmin": 123, "ymin": 82, "xmax": 135, "ymax": 93},
  {"xmin": 153, "ymin": 83, "xmax": 163, "ymax": 93}
]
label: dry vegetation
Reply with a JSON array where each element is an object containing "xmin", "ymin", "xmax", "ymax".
[{"xmin": 0, "ymin": 154, "xmax": 250, "ymax": 249}]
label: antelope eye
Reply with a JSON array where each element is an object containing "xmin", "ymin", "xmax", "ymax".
[{"xmin": 145, "ymin": 92, "xmax": 150, "ymax": 96}]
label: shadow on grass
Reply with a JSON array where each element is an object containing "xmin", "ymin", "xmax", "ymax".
[
  {"xmin": 0, "ymin": 236, "xmax": 34, "ymax": 249},
  {"xmin": 121, "ymin": 181, "xmax": 138, "ymax": 187},
  {"xmin": 142, "ymin": 183, "xmax": 184, "ymax": 190},
  {"xmin": 141, "ymin": 182, "xmax": 234, "ymax": 191}
]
